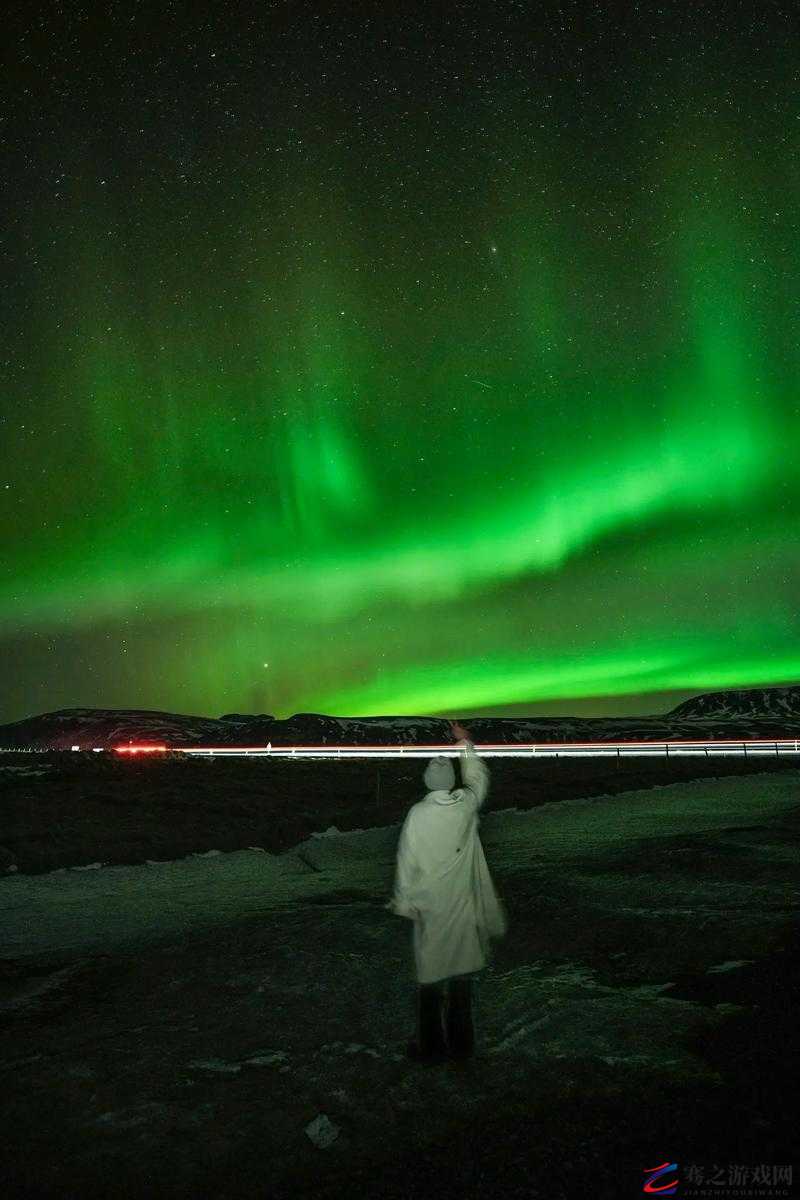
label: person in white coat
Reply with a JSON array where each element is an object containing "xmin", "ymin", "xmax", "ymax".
[{"xmin": 386, "ymin": 720, "xmax": 508, "ymax": 1063}]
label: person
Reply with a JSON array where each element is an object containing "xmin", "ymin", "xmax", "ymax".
[{"xmin": 385, "ymin": 719, "xmax": 508, "ymax": 1064}]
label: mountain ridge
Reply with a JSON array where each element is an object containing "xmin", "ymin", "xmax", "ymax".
[{"xmin": 1, "ymin": 685, "xmax": 799, "ymax": 749}]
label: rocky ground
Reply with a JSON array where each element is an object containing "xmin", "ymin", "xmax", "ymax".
[{"xmin": 0, "ymin": 754, "xmax": 798, "ymax": 1198}]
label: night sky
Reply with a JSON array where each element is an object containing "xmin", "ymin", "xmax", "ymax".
[{"xmin": 2, "ymin": 1, "xmax": 798, "ymax": 724}]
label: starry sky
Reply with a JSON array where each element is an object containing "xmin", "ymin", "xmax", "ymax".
[{"xmin": 2, "ymin": 0, "xmax": 798, "ymax": 724}]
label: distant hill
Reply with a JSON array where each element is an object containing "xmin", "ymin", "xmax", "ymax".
[
  {"xmin": 0, "ymin": 685, "xmax": 799, "ymax": 749},
  {"xmin": 668, "ymin": 686, "xmax": 800, "ymax": 720}
]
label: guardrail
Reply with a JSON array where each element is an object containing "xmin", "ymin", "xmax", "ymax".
[{"xmin": 108, "ymin": 739, "xmax": 800, "ymax": 759}]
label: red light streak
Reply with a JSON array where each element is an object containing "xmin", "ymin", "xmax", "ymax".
[{"xmin": 114, "ymin": 744, "xmax": 168, "ymax": 754}]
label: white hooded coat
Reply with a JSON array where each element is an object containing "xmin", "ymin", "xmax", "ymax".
[{"xmin": 388, "ymin": 738, "xmax": 508, "ymax": 984}]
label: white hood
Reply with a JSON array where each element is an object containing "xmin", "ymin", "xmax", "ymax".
[{"xmin": 423, "ymin": 755, "xmax": 455, "ymax": 792}]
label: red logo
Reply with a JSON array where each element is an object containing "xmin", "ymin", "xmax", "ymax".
[{"xmin": 643, "ymin": 1162, "xmax": 679, "ymax": 1194}]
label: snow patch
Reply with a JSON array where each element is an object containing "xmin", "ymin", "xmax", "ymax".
[
  {"xmin": 706, "ymin": 959, "xmax": 756, "ymax": 974},
  {"xmin": 187, "ymin": 1058, "xmax": 242, "ymax": 1075},
  {"xmin": 244, "ymin": 1050, "xmax": 288, "ymax": 1066}
]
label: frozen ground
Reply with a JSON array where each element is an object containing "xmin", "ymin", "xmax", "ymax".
[
  {"xmin": 0, "ymin": 770, "xmax": 798, "ymax": 1198},
  {"xmin": 1, "ymin": 770, "xmax": 797, "ymax": 962}
]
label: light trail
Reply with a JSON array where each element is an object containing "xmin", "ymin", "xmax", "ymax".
[{"xmin": 110, "ymin": 739, "xmax": 800, "ymax": 759}]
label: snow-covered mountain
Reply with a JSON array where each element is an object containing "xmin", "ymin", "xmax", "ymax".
[
  {"xmin": 0, "ymin": 708, "xmax": 235, "ymax": 750},
  {"xmin": 0, "ymin": 685, "xmax": 799, "ymax": 750},
  {"xmin": 668, "ymin": 686, "xmax": 800, "ymax": 721}
]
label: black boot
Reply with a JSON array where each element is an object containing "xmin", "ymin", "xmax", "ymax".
[
  {"xmin": 407, "ymin": 981, "xmax": 448, "ymax": 1063},
  {"xmin": 445, "ymin": 975, "xmax": 475, "ymax": 1058}
]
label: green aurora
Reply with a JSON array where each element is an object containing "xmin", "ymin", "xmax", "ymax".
[{"xmin": 2, "ymin": 57, "xmax": 799, "ymax": 721}]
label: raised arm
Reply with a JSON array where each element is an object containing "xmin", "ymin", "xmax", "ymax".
[{"xmin": 456, "ymin": 736, "xmax": 490, "ymax": 809}]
